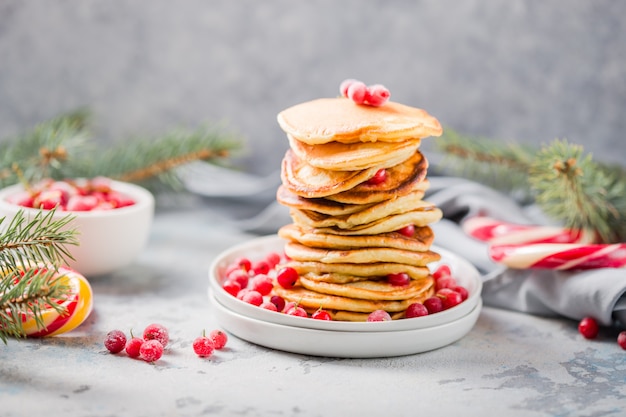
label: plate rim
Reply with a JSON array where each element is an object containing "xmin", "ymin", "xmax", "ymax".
[
  {"xmin": 209, "ymin": 234, "xmax": 482, "ymax": 332},
  {"xmin": 209, "ymin": 292, "xmax": 482, "ymax": 358}
]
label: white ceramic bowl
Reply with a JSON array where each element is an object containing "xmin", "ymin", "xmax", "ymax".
[
  {"xmin": 209, "ymin": 235, "xmax": 483, "ymax": 332},
  {"xmin": 0, "ymin": 180, "xmax": 154, "ymax": 276}
]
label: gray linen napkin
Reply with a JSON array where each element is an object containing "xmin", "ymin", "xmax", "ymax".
[
  {"xmin": 180, "ymin": 163, "xmax": 626, "ymax": 327},
  {"xmin": 426, "ymin": 177, "xmax": 626, "ymax": 327}
]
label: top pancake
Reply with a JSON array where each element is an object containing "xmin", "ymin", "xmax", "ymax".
[
  {"xmin": 277, "ymin": 98, "xmax": 443, "ymax": 145},
  {"xmin": 287, "ymin": 134, "xmax": 421, "ymax": 171}
]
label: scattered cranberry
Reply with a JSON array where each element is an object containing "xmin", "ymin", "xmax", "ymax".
[
  {"xmin": 578, "ymin": 317, "xmax": 599, "ymax": 339},
  {"xmin": 241, "ymin": 290, "xmax": 263, "ymax": 306},
  {"xmin": 209, "ymin": 330, "xmax": 228, "ymax": 350},
  {"xmin": 435, "ymin": 276, "xmax": 457, "ymax": 291},
  {"xmin": 222, "ymin": 280, "xmax": 242, "ymax": 297},
  {"xmin": 340, "ymin": 79, "xmax": 359, "ymax": 97},
  {"xmin": 312, "ymin": 309, "xmax": 332, "ymax": 321},
  {"xmin": 366, "ymin": 169, "xmax": 387, "ymax": 185},
  {"xmin": 437, "ymin": 288, "xmax": 464, "ymax": 310},
  {"xmin": 398, "ymin": 224, "xmax": 415, "ymax": 237},
  {"xmin": 265, "ymin": 252, "xmax": 282, "ymax": 268},
  {"xmin": 451, "ymin": 285, "xmax": 469, "ymax": 301},
  {"xmin": 232, "ymin": 257, "xmax": 252, "ymax": 272},
  {"xmin": 617, "ymin": 331, "xmax": 626, "ymax": 350},
  {"xmin": 433, "ymin": 265, "xmax": 452, "ymax": 280},
  {"xmin": 251, "ymin": 260, "xmax": 271, "ymax": 275},
  {"xmin": 236, "ymin": 288, "xmax": 251, "ymax": 300},
  {"xmin": 193, "ymin": 332, "xmax": 215, "ymax": 358},
  {"xmin": 347, "ymin": 81, "xmax": 368, "ymax": 104},
  {"xmin": 424, "ymin": 296, "xmax": 444, "ymax": 314},
  {"xmin": 367, "ymin": 310, "xmax": 392, "ymax": 322},
  {"xmin": 227, "ymin": 269, "xmax": 249, "ymax": 289},
  {"xmin": 260, "ymin": 301, "xmax": 278, "ymax": 311},
  {"xmin": 104, "ymin": 330, "xmax": 127, "ymax": 354},
  {"xmin": 270, "ymin": 295, "xmax": 286, "ymax": 312},
  {"xmin": 285, "ymin": 305, "xmax": 308, "ymax": 318},
  {"xmin": 140, "ymin": 339, "xmax": 164, "ymax": 362},
  {"xmin": 387, "ymin": 272, "xmax": 410, "ymax": 286},
  {"xmin": 143, "ymin": 323, "xmax": 169, "ymax": 347},
  {"xmin": 405, "ymin": 303, "xmax": 429, "ymax": 318},
  {"xmin": 125, "ymin": 335, "xmax": 144, "ymax": 358},
  {"xmin": 250, "ymin": 274, "xmax": 273, "ymax": 296},
  {"xmin": 364, "ymin": 84, "xmax": 391, "ymax": 106},
  {"xmin": 276, "ymin": 267, "xmax": 299, "ymax": 289}
]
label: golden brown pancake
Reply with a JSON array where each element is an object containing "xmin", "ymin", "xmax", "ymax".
[
  {"xmin": 280, "ymin": 149, "xmax": 380, "ymax": 198},
  {"xmin": 300, "ymin": 206, "xmax": 443, "ymax": 236},
  {"xmin": 281, "ymin": 260, "xmax": 432, "ymax": 280},
  {"xmin": 299, "ymin": 276, "xmax": 433, "ymax": 301},
  {"xmin": 277, "ymin": 223, "xmax": 435, "ymax": 251},
  {"xmin": 273, "ymin": 284, "xmax": 434, "ymax": 314},
  {"xmin": 287, "ymin": 134, "xmax": 421, "ymax": 171},
  {"xmin": 284, "ymin": 241, "xmax": 441, "ymax": 266},
  {"xmin": 276, "ymin": 185, "xmax": 372, "ymax": 216},
  {"xmin": 289, "ymin": 195, "xmax": 434, "ymax": 229},
  {"xmin": 325, "ymin": 151, "xmax": 430, "ymax": 205},
  {"xmin": 277, "ymin": 97, "xmax": 443, "ymax": 145}
]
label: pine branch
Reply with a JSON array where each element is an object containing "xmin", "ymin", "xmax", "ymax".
[
  {"xmin": 0, "ymin": 109, "xmax": 92, "ymax": 187},
  {"xmin": 0, "ymin": 210, "xmax": 78, "ymax": 272},
  {"xmin": 434, "ymin": 128, "xmax": 536, "ymax": 199},
  {"xmin": 0, "ymin": 111, "xmax": 243, "ymax": 192},
  {"xmin": 0, "ymin": 210, "xmax": 78, "ymax": 341},
  {"xmin": 0, "ymin": 268, "xmax": 70, "ymax": 342},
  {"xmin": 75, "ymin": 125, "xmax": 242, "ymax": 191},
  {"xmin": 435, "ymin": 130, "xmax": 626, "ymax": 243},
  {"xmin": 529, "ymin": 140, "xmax": 626, "ymax": 243}
]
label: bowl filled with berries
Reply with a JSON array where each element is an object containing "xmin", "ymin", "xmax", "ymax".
[{"xmin": 0, "ymin": 177, "xmax": 155, "ymax": 276}]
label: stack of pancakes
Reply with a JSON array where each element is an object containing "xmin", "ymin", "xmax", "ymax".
[{"xmin": 274, "ymin": 97, "xmax": 443, "ymax": 321}]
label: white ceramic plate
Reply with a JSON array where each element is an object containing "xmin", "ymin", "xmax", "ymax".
[
  {"xmin": 208, "ymin": 235, "xmax": 482, "ymax": 332},
  {"xmin": 209, "ymin": 292, "xmax": 482, "ymax": 358}
]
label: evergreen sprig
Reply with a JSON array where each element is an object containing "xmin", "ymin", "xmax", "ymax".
[
  {"xmin": 435, "ymin": 129, "xmax": 626, "ymax": 243},
  {"xmin": 0, "ymin": 210, "xmax": 78, "ymax": 342},
  {"xmin": 79, "ymin": 124, "xmax": 242, "ymax": 191},
  {"xmin": 0, "ymin": 110, "xmax": 242, "ymax": 191}
]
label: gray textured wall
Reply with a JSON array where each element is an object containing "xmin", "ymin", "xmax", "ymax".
[{"xmin": 1, "ymin": 0, "xmax": 624, "ymax": 175}]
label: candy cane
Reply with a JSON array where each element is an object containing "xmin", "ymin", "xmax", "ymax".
[
  {"xmin": 16, "ymin": 267, "xmax": 94, "ymax": 337},
  {"xmin": 489, "ymin": 243, "xmax": 626, "ymax": 270},
  {"xmin": 463, "ymin": 216, "xmax": 586, "ymax": 245}
]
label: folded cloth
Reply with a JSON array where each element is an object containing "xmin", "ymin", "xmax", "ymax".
[{"xmin": 426, "ymin": 177, "xmax": 626, "ymax": 327}]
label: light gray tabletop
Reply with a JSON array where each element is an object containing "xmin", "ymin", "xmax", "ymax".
[{"xmin": 1, "ymin": 206, "xmax": 624, "ymax": 417}]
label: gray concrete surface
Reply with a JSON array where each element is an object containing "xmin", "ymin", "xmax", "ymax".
[{"xmin": 1, "ymin": 0, "xmax": 624, "ymax": 174}]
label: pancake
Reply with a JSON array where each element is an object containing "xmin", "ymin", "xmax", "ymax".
[
  {"xmin": 277, "ymin": 97, "xmax": 443, "ymax": 145},
  {"xmin": 276, "ymin": 185, "xmax": 372, "ymax": 216},
  {"xmin": 284, "ymin": 241, "xmax": 441, "ymax": 266},
  {"xmin": 281, "ymin": 149, "xmax": 380, "ymax": 198},
  {"xmin": 325, "ymin": 151, "xmax": 430, "ymax": 205},
  {"xmin": 277, "ymin": 223, "xmax": 435, "ymax": 251},
  {"xmin": 289, "ymin": 195, "xmax": 433, "ymax": 229},
  {"xmin": 303, "ymin": 206, "xmax": 443, "ymax": 236},
  {"xmin": 273, "ymin": 284, "xmax": 434, "ymax": 314},
  {"xmin": 299, "ymin": 276, "xmax": 433, "ymax": 301},
  {"xmin": 287, "ymin": 134, "xmax": 421, "ymax": 171},
  {"xmin": 281, "ymin": 260, "xmax": 432, "ymax": 280}
]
